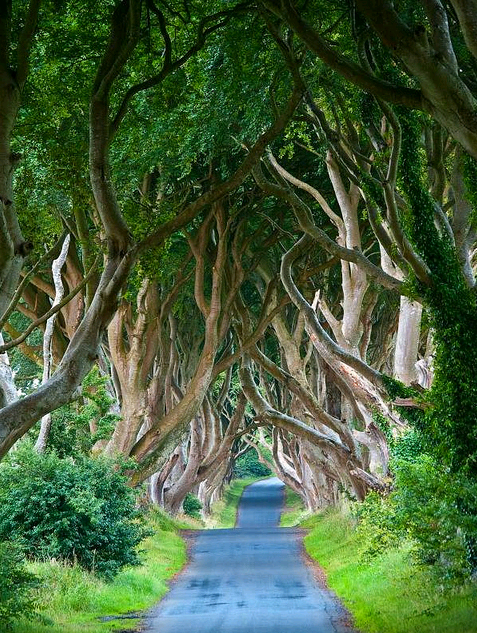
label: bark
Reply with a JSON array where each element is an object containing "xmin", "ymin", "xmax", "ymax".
[
  {"xmin": 35, "ymin": 234, "xmax": 71, "ymax": 453},
  {"xmin": 0, "ymin": 0, "xmax": 40, "ymax": 319},
  {"xmin": 393, "ymin": 297, "xmax": 423, "ymax": 386},
  {"xmin": 0, "ymin": 334, "xmax": 16, "ymax": 409},
  {"xmin": 449, "ymin": 0, "xmax": 477, "ymax": 61},
  {"xmin": 0, "ymin": 14, "xmax": 302, "ymax": 457},
  {"xmin": 0, "ymin": 247, "xmax": 136, "ymax": 457},
  {"xmin": 240, "ymin": 357, "xmax": 354, "ymax": 459}
]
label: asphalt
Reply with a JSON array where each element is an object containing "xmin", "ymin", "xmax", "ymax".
[{"xmin": 145, "ymin": 477, "xmax": 355, "ymax": 633}]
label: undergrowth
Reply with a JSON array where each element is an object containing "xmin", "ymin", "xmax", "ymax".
[
  {"xmin": 302, "ymin": 508, "xmax": 477, "ymax": 633},
  {"xmin": 279, "ymin": 487, "xmax": 308, "ymax": 527},
  {"xmin": 10, "ymin": 508, "xmax": 190, "ymax": 633}
]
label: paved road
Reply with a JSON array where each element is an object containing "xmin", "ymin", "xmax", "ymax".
[{"xmin": 145, "ymin": 478, "xmax": 354, "ymax": 633}]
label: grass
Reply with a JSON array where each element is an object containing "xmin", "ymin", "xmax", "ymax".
[
  {"xmin": 205, "ymin": 477, "xmax": 259, "ymax": 528},
  {"xmin": 301, "ymin": 508, "xmax": 477, "ymax": 633},
  {"xmin": 11, "ymin": 508, "xmax": 191, "ymax": 633},
  {"xmin": 10, "ymin": 479, "xmax": 259, "ymax": 632},
  {"xmin": 279, "ymin": 487, "xmax": 308, "ymax": 527}
]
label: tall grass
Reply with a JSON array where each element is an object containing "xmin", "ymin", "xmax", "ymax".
[
  {"xmin": 302, "ymin": 508, "xmax": 477, "ymax": 633},
  {"xmin": 11, "ymin": 509, "xmax": 189, "ymax": 633}
]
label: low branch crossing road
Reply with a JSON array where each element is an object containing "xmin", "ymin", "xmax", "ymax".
[{"xmin": 145, "ymin": 478, "xmax": 355, "ymax": 633}]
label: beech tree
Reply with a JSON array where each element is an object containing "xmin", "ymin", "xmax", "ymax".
[
  {"xmin": 1, "ymin": 0, "xmax": 477, "ymax": 521},
  {"xmin": 0, "ymin": 0, "xmax": 302, "ymax": 458}
]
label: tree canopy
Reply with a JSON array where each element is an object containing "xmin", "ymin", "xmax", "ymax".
[{"xmin": 1, "ymin": 0, "xmax": 477, "ymax": 577}]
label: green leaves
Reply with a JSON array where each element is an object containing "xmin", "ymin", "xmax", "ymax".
[
  {"xmin": 0, "ymin": 541, "xmax": 40, "ymax": 629},
  {"xmin": 0, "ymin": 445, "xmax": 148, "ymax": 580}
]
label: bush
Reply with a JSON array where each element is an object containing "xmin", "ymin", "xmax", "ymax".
[
  {"xmin": 354, "ymin": 491, "xmax": 400, "ymax": 561},
  {"xmin": 0, "ymin": 541, "xmax": 40, "ymax": 628},
  {"xmin": 233, "ymin": 450, "xmax": 272, "ymax": 478},
  {"xmin": 182, "ymin": 493, "xmax": 202, "ymax": 519},
  {"xmin": 0, "ymin": 445, "xmax": 148, "ymax": 580},
  {"xmin": 354, "ymin": 454, "xmax": 477, "ymax": 582},
  {"xmin": 393, "ymin": 456, "xmax": 477, "ymax": 581}
]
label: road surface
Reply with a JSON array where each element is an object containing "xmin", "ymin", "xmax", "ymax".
[{"xmin": 145, "ymin": 477, "xmax": 355, "ymax": 633}]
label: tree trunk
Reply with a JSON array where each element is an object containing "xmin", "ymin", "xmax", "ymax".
[{"xmin": 393, "ymin": 297, "xmax": 423, "ymax": 385}]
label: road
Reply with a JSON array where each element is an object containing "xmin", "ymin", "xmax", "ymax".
[{"xmin": 145, "ymin": 477, "xmax": 355, "ymax": 633}]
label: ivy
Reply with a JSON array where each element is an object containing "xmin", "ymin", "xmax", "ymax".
[{"xmin": 395, "ymin": 108, "xmax": 477, "ymax": 474}]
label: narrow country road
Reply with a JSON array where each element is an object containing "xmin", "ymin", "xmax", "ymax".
[{"xmin": 145, "ymin": 478, "xmax": 355, "ymax": 633}]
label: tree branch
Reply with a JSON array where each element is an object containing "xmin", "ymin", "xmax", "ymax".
[
  {"xmin": 0, "ymin": 255, "xmax": 100, "ymax": 354},
  {"xmin": 16, "ymin": 0, "xmax": 41, "ymax": 86}
]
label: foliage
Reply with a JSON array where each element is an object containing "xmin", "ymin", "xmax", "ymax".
[
  {"xmin": 0, "ymin": 445, "xmax": 148, "ymax": 580},
  {"xmin": 182, "ymin": 493, "xmax": 202, "ymax": 519},
  {"xmin": 10, "ymin": 507, "xmax": 188, "ymax": 633},
  {"xmin": 233, "ymin": 449, "xmax": 272, "ymax": 478},
  {"xmin": 0, "ymin": 541, "xmax": 40, "ymax": 629},
  {"xmin": 352, "ymin": 450, "xmax": 477, "ymax": 581},
  {"xmin": 279, "ymin": 487, "xmax": 308, "ymax": 527},
  {"xmin": 393, "ymin": 457, "xmax": 477, "ymax": 581},
  {"xmin": 353, "ymin": 492, "xmax": 400, "ymax": 561},
  {"xmin": 302, "ymin": 508, "xmax": 477, "ymax": 633},
  {"xmin": 44, "ymin": 366, "xmax": 119, "ymax": 457},
  {"xmin": 397, "ymin": 109, "xmax": 477, "ymax": 474},
  {"xmin": 390, "ymin": 428, "xmax": 425, "ymax": 463}
]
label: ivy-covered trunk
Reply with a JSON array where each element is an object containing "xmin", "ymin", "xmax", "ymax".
[{"xmin": 397, "ymin": 111, "xmax": 477, "ymax": 473}]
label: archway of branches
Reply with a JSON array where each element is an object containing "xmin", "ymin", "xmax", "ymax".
[{"xmin": 1, "ymin": 0, "xmax": 476, "ymax": 516}]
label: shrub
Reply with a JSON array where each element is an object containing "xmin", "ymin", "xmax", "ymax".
[
  {"xmin": 393, "ymin": 456, "xmax": 477, "ymax": 581},
  {"xmin": 0, "ymin": 445, "xmax": 148, "ymax": 580},
  {"xmin": 182, "ymin": 493, "xmax": 202, "ymax": 519},
  {"xmin": 0, "ymin": 541, "xmax": 40, "ymax": 628},
  {"xmin": 354, "ymin": 454, "xmax": 477, "ymax": 581},
  {"xmin": 354, "ymin": 491, "xmax": 400, "ymax": 561},
  {"xmin": 233, "ymin": 450, "xmax": 272, "ymax": 478}
]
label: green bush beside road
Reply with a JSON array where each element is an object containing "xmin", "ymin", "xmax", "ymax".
[
  {"xmin": 9, "ymin": 507, "xmax": 188, "ymax": 633},
  {"xmin": 0, "ymin": 446, "xmax": 147, "ymax": 580}
]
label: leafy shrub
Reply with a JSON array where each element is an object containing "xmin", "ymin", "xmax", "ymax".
[
  {"xmin": 182, "ymin": 493, "xmax": 202, "ymax": 519},
  {"xmin": 0, "ymin": 445, "xmax": 148, "ymax": 580},
  {"xmin": 354, "ymin": 454, "xmax": 477, "ymax": 581},
  {"xmin": 0, "ymin": 541, "xmax": 40, "ymax": 628},
  {"xmin": 393, "ymin": 456, "xmax": 477, "ymax": 581},
  {"xmin": 354, "ymin": 491, "xmax": 400, "ymax": 561},
  {"xmin": 391, "ymin": 428, "xmax": 425, "ymax": 462},
  {"xmin": 233, "ymin": 450, "xmax": 272, "ymax": 478}
]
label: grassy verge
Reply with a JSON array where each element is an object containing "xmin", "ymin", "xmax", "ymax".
[
  {"xmin": 11, "ymin": 479, "xmax": 261, "ymax": 631},
  {"xmin": 205, "ymin": 478, "xmax": 259, "ymax": 528},
  {"xmin": 301, "ymin": 508, "xmax": 477, "ymax": 633},
  {"xmin": 279, "ymin": 487, "xmax": 308, "ymax": 527},
  {"xmin": 12, "ymin": 509, "xmax": 191, "ymax": 633}
]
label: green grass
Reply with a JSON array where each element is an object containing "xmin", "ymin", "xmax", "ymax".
[
  {"xmin": 11, "ymin": 509, "xmax": 190, "ymax": 633},
  {"xmin": 10, "ymin": 478, "xmax": 264, "ymax": 632},
  {"xmin": 205, "ymin": 478, "xmax": 259, "ymax": 528},
  {"xmin": 279, "ymin": 487, "xmax": 308, "ymax": 527},
  {"xmin": 301, "ymin": 508, "xmax": 477, "ymax": 633},
  {"xmin": 10, "ymin": 481, "xmax": 260, "ymax": 631}
]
